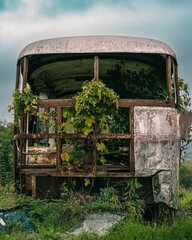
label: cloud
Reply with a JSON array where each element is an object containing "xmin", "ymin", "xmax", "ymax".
[
  {"xmin": 0, "ymin": 0, "xmax": 192, "ymax": 119},
  {"xmin": 1, "ymin": 0, "xmax": 192, "ymax": 44}
]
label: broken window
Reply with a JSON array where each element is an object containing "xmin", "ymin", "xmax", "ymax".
[
  {"xmin": 23, "ymin": 53, "xmax": 169, "ymax": 168},
  {"xmin": 28, "ymin": 53, "xmax": 167, "ymax": 100},
  {"xmin": 99, "ymin": 54, "xmax": 167, "ymax": 99}
]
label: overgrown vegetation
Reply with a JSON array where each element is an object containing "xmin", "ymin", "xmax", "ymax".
[
  {"xmin": 8, "ymin": 87, "xmax": 39, "ymax": 127},
  {"xmin": 0, "ymin": 168, "xmax": 192, "ymax": 239},
  {"xmin": 1, "ymin": 133, "xmax": 191, "ymax": 239},
  {"xmin": 180, "ymin": 162, "xmax": 192, "ymax": 189},
  {"xmin": 178, "ymin": 78, "xmax": 192, "ymax": 157},
  {"xmin": 3, "ymin": 76, "xmax": 192, "ymax": 238},
  {"xmin": 0, "ymin": 120, "xmax": 13, "ymax": 185},
  {"xmin": 178, "ymin": 78, "xmax": 191, "ymax": 111},
  {"xmin": 0, "ymin": 179, "xmax": 144, "ymax": 238},
  {"xmin": 59, "ymin": 79, "xmax": 119, "ymax": 166}
]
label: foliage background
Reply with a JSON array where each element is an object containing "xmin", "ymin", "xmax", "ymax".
[{"xmin": 0, "ymin": 120, "xmax": 13, "ymax": 185}]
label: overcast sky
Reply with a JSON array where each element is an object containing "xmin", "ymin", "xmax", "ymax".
[{"xmin": 0, "ymin": 0, "xmax": 192, "ymax": 120}]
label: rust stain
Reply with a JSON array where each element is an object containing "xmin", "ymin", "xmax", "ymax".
[
  {"xmin": 146, "ymin": 110, "xmax": 155, "ymax": 133},
  {"xmin": 166, "ymin": 111, "xmax": 174, "ymax": 127},
  {"xmin": 179, "ymin": 111, "xmax": 192, "ymax": 140}
]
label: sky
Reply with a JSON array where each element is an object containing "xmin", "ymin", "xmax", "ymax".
[{"xmin": 0, "ymin": 0, "xmax": 192, "ymax": 120}]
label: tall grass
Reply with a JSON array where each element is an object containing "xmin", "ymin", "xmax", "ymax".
[
  {"xmin": 0, "ymin": 162, "xmax": 192, "ymax": 240},
  {"xmin": 75, "ymin": 218, "xmax": 192, "ymax": 240},
  {"xmin": 180, "ymin": 161, "xmax": 192, "ymax": 189}
]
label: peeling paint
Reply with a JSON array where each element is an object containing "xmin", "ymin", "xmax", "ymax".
[
  {"xmin": 166, "ymin": 111, "xmax": 174, "ymax": 127},
  {"xmin": 134, "ymin": 106, "xmax": 180, "ymax": 208},
  {"xmin": 18, "ymin": 36, "xmax": 176, "ymax": 60},
  {"xmin": 179, "ymin": 111, "xmax": 192, "ymax": 140}
]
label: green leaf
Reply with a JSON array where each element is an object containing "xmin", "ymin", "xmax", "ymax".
[
  {"xmin": 84, "ymin": 178, "xmax": 91, "ymax": 187},
  {"xmin": 83, "ymin": 126, "xmax": 93, "ymax": 136},
  {"xmin": 61, "ymin": 152, "xmax": 70, "ymax": 163},
  {"xmin": 96, "ymin": 142, "xmax": 108, "ymax": 153},
  {"xmin": 100, "ymin": 156, "xmax": 107, "ymax": 164},
  {"xmin": 85, "ymin": 116, "xmax": 95, "ymax": 127}
]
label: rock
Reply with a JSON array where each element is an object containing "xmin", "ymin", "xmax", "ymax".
[{"xmin": 66, "ymin": 213, "xmax": 124, "ymax": 236}]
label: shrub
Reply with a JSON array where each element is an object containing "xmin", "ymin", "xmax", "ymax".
[{"xmin": 180, "ymin": 162, "xmax": 192, "ymax": 189}]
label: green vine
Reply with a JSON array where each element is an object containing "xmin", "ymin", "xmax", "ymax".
[
  {"xmin": 74, "ymin": 79, "xmax": 119, "ymax": 135},
  {"xmin": 59, "ymin": 79, "xmax": 119, "ymax": 165},
  {"xmin": 8, "ymin": 87, "xmax": 39, "ymax": 127},
  {"xmin": 9, "ymin": 80, "xmax": 120, "ymax": 166}
]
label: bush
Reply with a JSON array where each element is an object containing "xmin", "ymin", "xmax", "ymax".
[
  {"xmin": 0, "ymin": 120, "xmax": 14, "ymax": 185},
  {"xmin": 180, "ymin": 162, "xmax": 192, "ymax": 189}
]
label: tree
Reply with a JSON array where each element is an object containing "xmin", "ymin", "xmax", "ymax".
[
  {"xmin": 179, "ymin": 78, "xmax": 192, "ymax": 161},
  {"xmin": 178, "ymin": 78, "xmax": 191, "ymax": 111},
  {"xmin": 0, "ymin": 119, "xmax": 14, "ymax": 184}
]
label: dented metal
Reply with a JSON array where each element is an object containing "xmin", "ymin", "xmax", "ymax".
[{"xmin": 134, "ymin": 107, "xmax": 181, "ymax": 208}]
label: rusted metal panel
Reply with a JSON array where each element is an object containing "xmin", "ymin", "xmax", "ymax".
[
  {"xmin": 21, "ymin": 168, "xmax": 133, "ymax": 178},
  {"xmin": 166, "ymin": 56, "xmax": 172, "ymax": 100},
  {"xmin": 18, "ymin": 36, "xmax": 177, "ymax": 60},
  {"xmin": 38, "ymin": 99, "xmax": 75, "ymax": 108},
  {"xmin": 25, "ymin": 174, "xmax": 32, "ymax": 191},
  {"xmin": 134, "ymin": 107, "xmax": 179, "ymax": 137},
  {"xmin": 129, "ymin": 106, "xmax": 135, "ymax": 174},
  {"xmin": 175, "ymin": 65, "xmax": 179, "ymax": 100},
  {"xmin": 31, "ymin": 175, "xmax": 37, "ymax": 197},
  {"xmin": 152, "ymin": 164, "xmax": 179, "ymax": 208},
  {"xmin": 14, "ymin": 133, "xmax": 133, "ymax": 140},
  {"xmin": 56, "ymin": 107, "xmax": 62, "ymax": 169},
  {"xmin": 94, "ymin": 56, "xmax": 99, "ymax": 80},
  {"xmin": 15, "ymin": 64, "xmax": 20, "ymax": 89},
  {"xmin": 22, "ymin": 57, "xmax": 28, "ymax": 87},
  {"xmin": 179, "ymin": 111, "xmax": 192, "ymax": 140},
  {"xmin": 118, "ymin": 99, "xmax": 175, "ymax": 108},
  {"xmin": 14, "ymin": 103, "xmax": 191, "ymax": 208},
  {"xmin": 134, "ymin": 106, "xmax": 180, "ymax": 208},
  {"xmin": 37, "ymin": 99, "xmax": 175, "ymax": 109},
  {"xmin": 14, "ymin": 133, "xmax": 58, "ymax": 140}
]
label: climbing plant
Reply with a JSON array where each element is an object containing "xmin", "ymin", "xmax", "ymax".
[
  {"xmin": 59, "ymin": 79, "xmax": 119, "ymax": 165},
  {"xmin": 74, "ymin": 79, "xmax": 119, "ymax": 135},
  {"xmin": 8, "ymin": 87, "xmax": 39, "ymax": 127}
]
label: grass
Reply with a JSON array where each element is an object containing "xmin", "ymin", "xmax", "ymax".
[
  {"xmin": 179, "ymin": 187, "xmax": 192, "ymax": 206},
  {"xmin": 0, "ymin": 185, "xmax": 191, "ymax": 240},
  {"xmin": 0, "ymin": 162, "xmax": 192, "ymax": 240},
  {"xmin": 0, "ymin": 184, "xmax": 17, "ymax": 209},
  {"xmin": 1, "ymin": 216, "xmax": 192, "ymax": 240},
  {"xmin": 180, "ymin": 161, "xmax": 192, "ymax": 189},
  {"xmin": 84, "ymin": 218, "xmax": 192, "ymax": 240}
]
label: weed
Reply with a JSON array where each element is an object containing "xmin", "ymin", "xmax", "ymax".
[
  {"xmin": 60, "ymin": 181, "xmax": 70, "ymax": 200},
  {"xmin": 1, "ymin": 181, "xmax": 192, "ymax": 239},
  {"xmin": 180, "ymin": 162, "xmax": 192, "ymax": 189},
  {"xmin": 0, "ymin": 183, "xmax": 17, "ymax": 209},
  {"xmin": 123, "ymin": 179, "xmax": 145, "ymax": 219},
  {"xmin": 89, "ymin": 187, "xmax": 121, "ymax": 213}
]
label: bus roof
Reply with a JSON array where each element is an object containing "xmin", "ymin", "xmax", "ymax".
[{"xmin": 18, "ymin": 35, "xmax": 176, "ymax": 60}]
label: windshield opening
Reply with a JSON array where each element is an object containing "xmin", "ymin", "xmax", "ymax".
[{"xmin": 27, "ymin": 53, "xmax": 167, "ymax": 100}]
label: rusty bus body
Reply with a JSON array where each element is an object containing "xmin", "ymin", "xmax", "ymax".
[{"xmin": 14, "ymin": 36, "xmax": 192, "ymax": 209}]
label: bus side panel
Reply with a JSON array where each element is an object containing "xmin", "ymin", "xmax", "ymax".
[{"xmin": 134, "ymin": 106, "xmax": 180, "ymax": 209}]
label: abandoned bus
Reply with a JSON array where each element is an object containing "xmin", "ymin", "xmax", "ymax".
[{"xmin": 13, "ymin": 36, "xmax": 192, "ymax": 210}]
